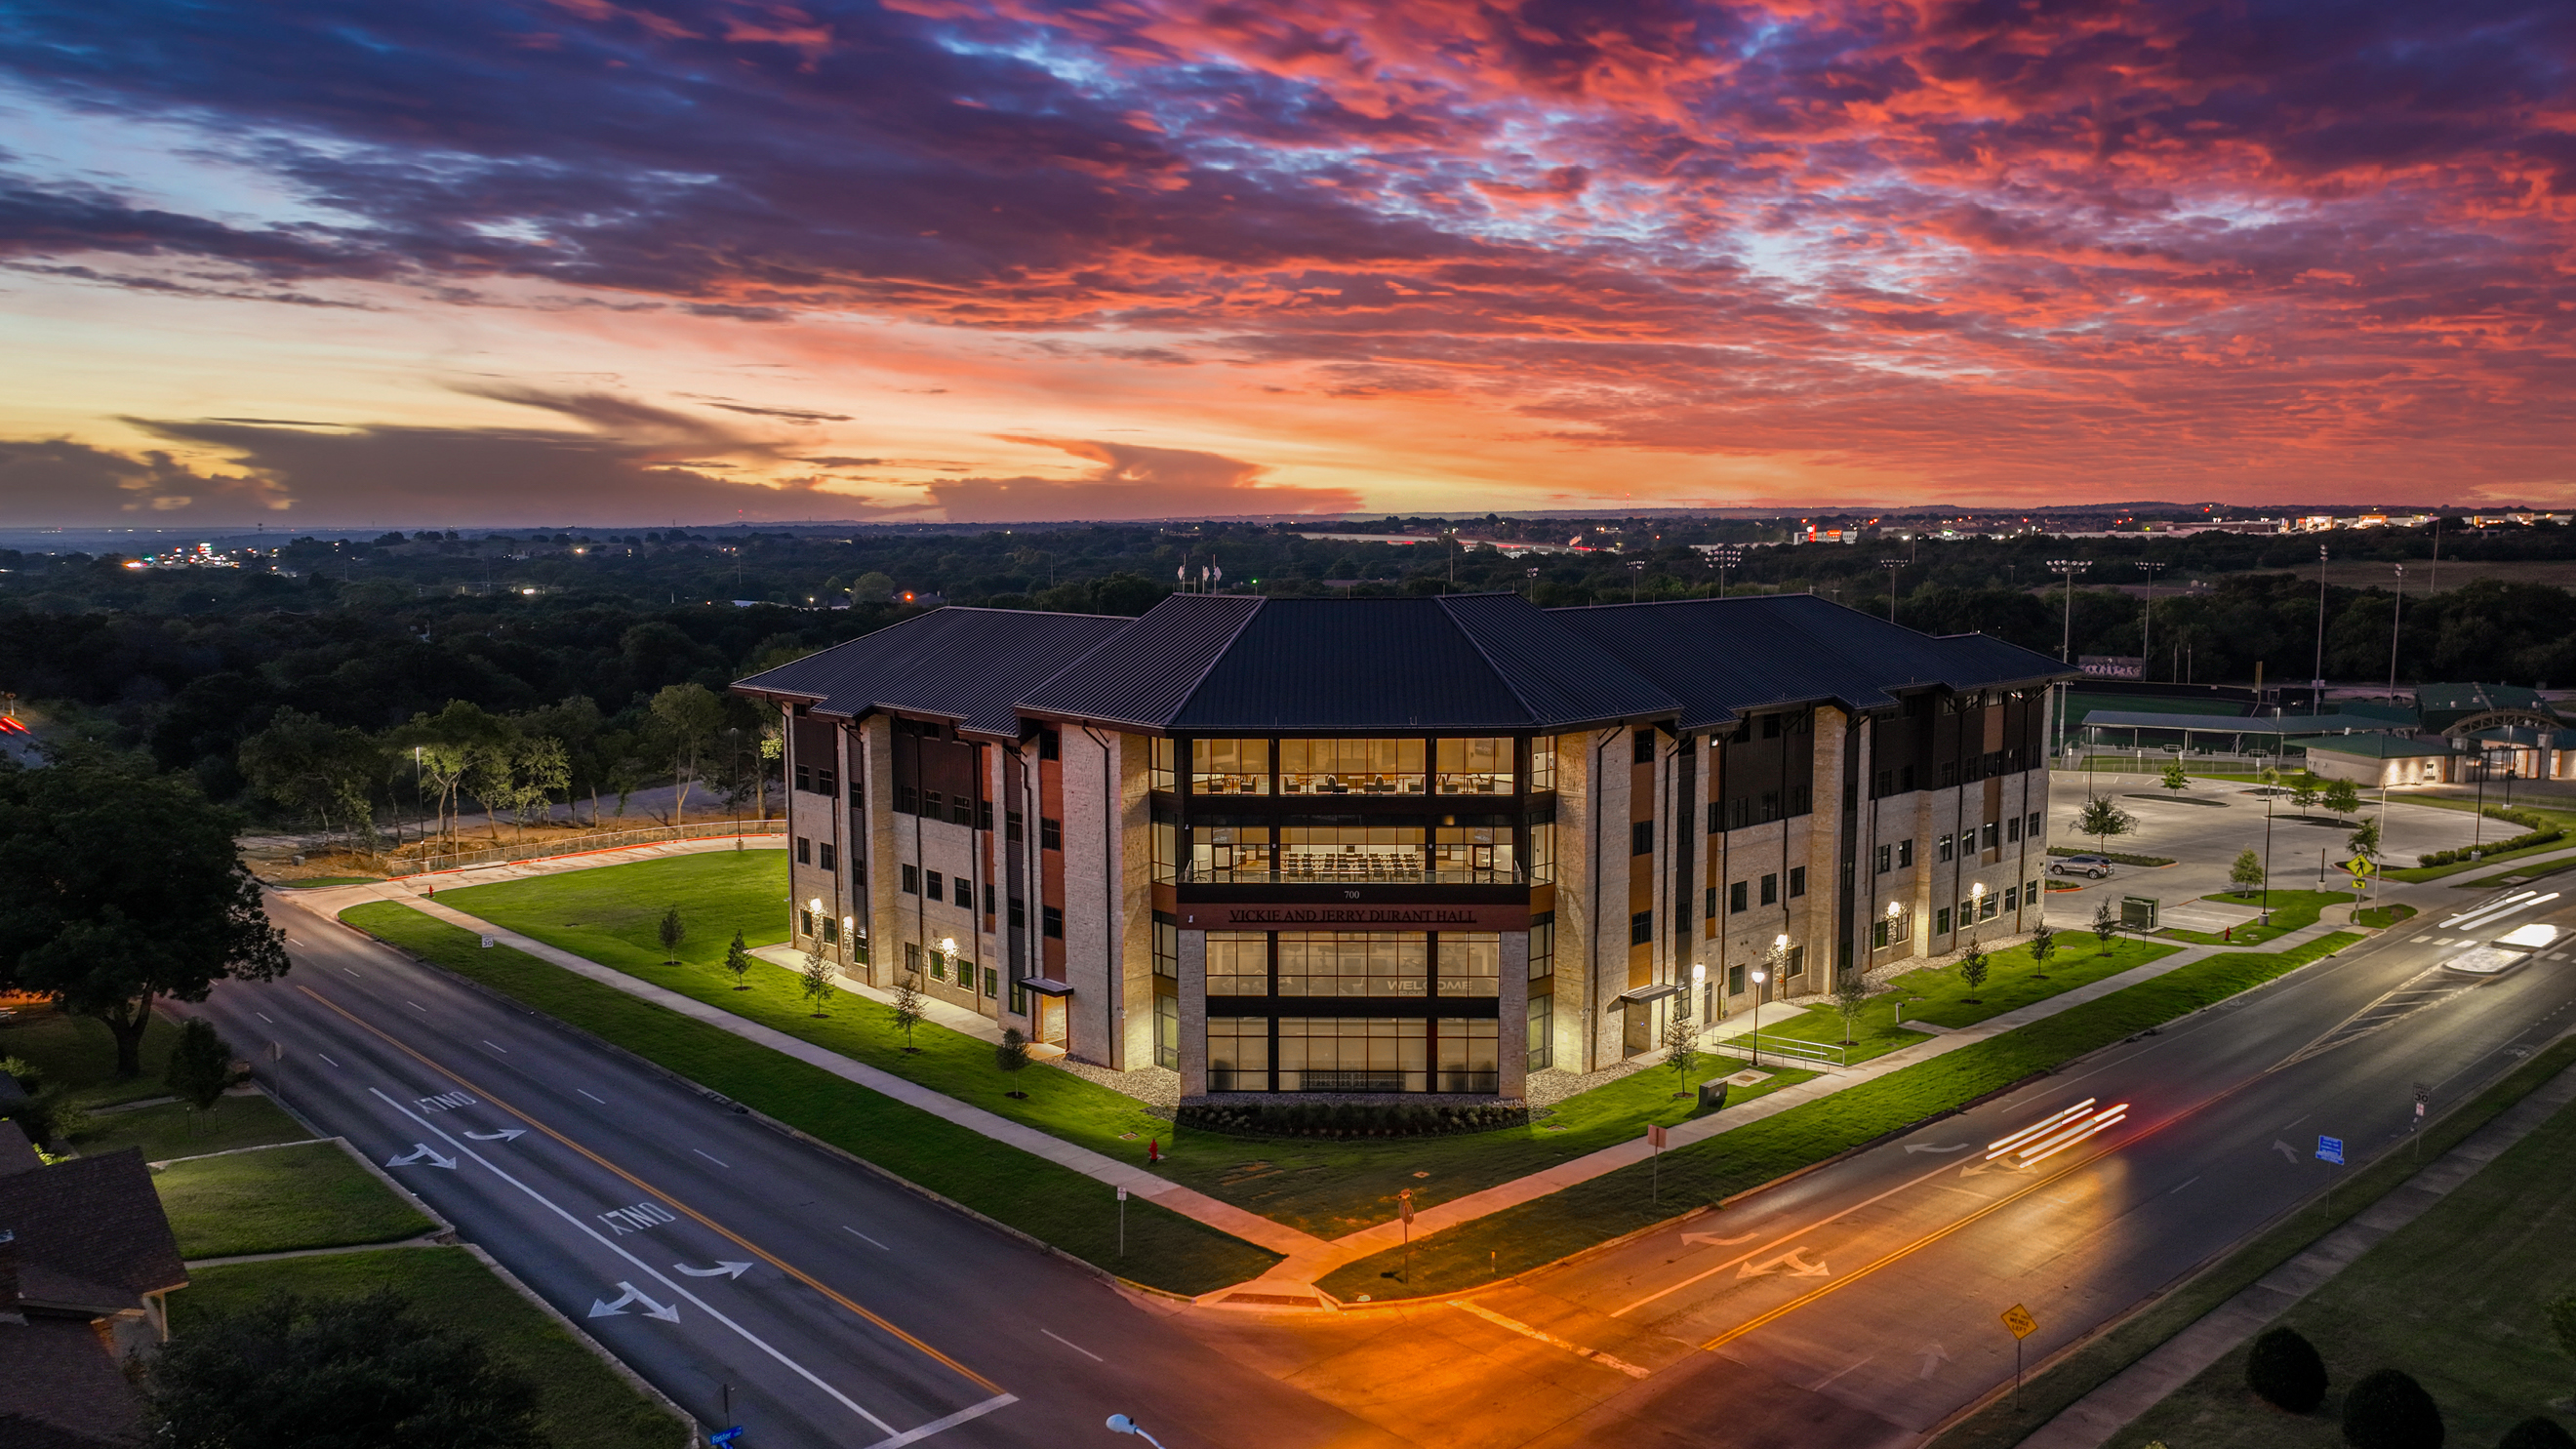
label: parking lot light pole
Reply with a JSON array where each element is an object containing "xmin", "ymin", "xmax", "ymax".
[
  {"xmin": 2046, "ymin": 560, "xmax": 2087, "ymax": 663},
  {"xmin": 1107, "ymin": 1415, "xmax": 1170, "ymax": 1448}
]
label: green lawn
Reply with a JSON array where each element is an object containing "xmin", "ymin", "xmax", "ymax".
[
  {"xmin": 1734, "ymin": 1000, "xmax": 1930, "ymax": 1065},
  {"xmin": 340, "ymin": 901, "xmax": 1280, "ymax": 1295},
  {"xmin": 1178, "ymin": 1059, "xmax": 1815, "ymax": 1239},
  {"xmin": 0, "ymin": 1005, "xmax": 191, "ymax": 1107},
  {"xmin": 2110, "ymin": 1077, "xmax": 2576, "ymax": 1449},
  {"xmin": 173, "ymin": 1248, "xmax": 688, "ymax": 1449},
  {"xmin": 435, "ymin": 849, "xmax": 791, "ymax": 975},
  {"xmin": 2449, "ymin": 853, "xmax": 2576, "ymax": 890},
  {"xmin": 1882, "ymin": 933, "xmax": 2178, "ymax": 1030},
  {"xmin": 1316, "ymin": 932, "xmax": 2362, "ymax": 1302},
  {"xmin": 2352, "ymin": 904, "xmax": 2418, "ymax": 929},
  {"xmin": 2164, "ymin": 889, "xmax": 2357, "ymax": 946},
  {"xmin": 435, "ymin": 852, "xmax": 1817, "ymax": 1237},
  {"xmin": 155, "ymin": 1141, "xmax": 437, "ymax": 1259},
  {"xmin": 76, "ymin": 1095, "xmax": 310, "ymax": 1162},
  {"xmin": 2383, "ymin": 803, "xmax": 2576, "ymax": 882}
]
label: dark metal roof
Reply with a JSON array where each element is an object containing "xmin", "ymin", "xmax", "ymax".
[
  {"xmin": 1019, "ymin": 593, "xmax": 1677, "ymax": 733},
  {"xmin": 1546, "ymin": 594, "xmax": 2073, "ymax": 731},
  {"xmin": 734, "ymin": 608, "xmax": 1132, "ymax": 740}
]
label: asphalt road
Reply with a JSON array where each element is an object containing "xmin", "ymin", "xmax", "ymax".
[
  {"xmin": 199, "ymin": 894, "xmax": 1398, "ymax": 1449},
  {"xmin": 1194, "ymin": 890, "xmax": 2576, "ymax": 1448}
]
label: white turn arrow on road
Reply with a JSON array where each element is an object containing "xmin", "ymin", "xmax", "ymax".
[
  {"xmin": 674, "ymin": 1261, "xmax": 754, "ymax": 1279},
  {"xmin": 1905, "ymin": 1143, "xmax": 1970, "ymax": 1154},
  {"xmin": 1917, "ymin": 1343, "xmax": 1951, "ymax": 1380},
  {"xmin": 1738, "ymin": 1247, "xmax": 1831, "ymax": 1280},
  {"xmin": 384, "ymin": 1144, "xmax": 457, "ymax": 1169},
  {"xmin": 463, "ymin": 1128, "xmax": 526, "ymax": 1142},
  {"xmin": 587, "ymin": 1282, "xmax": 682, "ymax": 1322},
  {"xmin": 2272, "ymin": 1140, "xmax": 2302, "ymax": 1164}
]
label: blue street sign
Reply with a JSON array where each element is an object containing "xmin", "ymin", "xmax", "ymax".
[
  {"xmin": 710, "ymin": 1429, "xmax": 744, "ymax": 1446},
  {"xmin": 2316, "ymin": 1136, "xmax": 2345, "ymax": 1165}
]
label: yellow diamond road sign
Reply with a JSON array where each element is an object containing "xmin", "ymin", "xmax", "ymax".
[
  {"xmin": 2345, "ymin": 856, "xmax": 2378, "ymax": 878},
  {"xmin": 2001, "ymin": 1304, "xmax": 2038, "ymax": 1340}
]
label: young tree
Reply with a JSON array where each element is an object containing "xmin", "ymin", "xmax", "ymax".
[
  {"xmin": 723, "ymin": 929, "xmax": 752, "ymax": 989},
  {"xmin": 2229, "ymin": 847, "xmax": 2267, "ymax": 898},
  {"xmin": 143, "ymin": 1289, "xmax": 544, "ymax": 1449},
  {"xmin": 649, "ymin": 682, "xmax": 726, "ymax": 825},
  {"xmin": 2029, "ymin": 920, "xmax": 2058, "ymax": 979},
  {"xmin": 994, "ymin": 1026, "xmax": 1032, "ymax": 1098},
  {"xmin": 2348, "ymin": 814, "xmax": 2383, "ymax": 865},
  {"xmin": 0, "ymin": 751, "xmax": 289, "ymax": 1078},
  {"xmin": 799, "ymin": 934, "xmax": 834, "ymax": 1017},
  {"xmin": 657, "ymin": 906, "xmax": 685, "ymax": 964},
  {"xmin": 1956, "ymin": 941, "xmax": 1991, "ymax": 1002},
  {"xmin": 1831, "ymin": 971, "xmax": 1871, "ymax": 1045},
  {"xmin": 164, "ymin": 1018, "xmax": 235, "ymax": 1112},
  {"xmin": 849, "ymin": 571, "xmax": 896, "ymax": 606},
  {"xmin": 1662, "ymin": 1010, "xmax": 1698, "ymax": 1080},
  {"xmin": 890, "ymin": 976, "xmax": 926, "ymax": 1051},
  {"xmin": 236, "ymin": 709, "xmax": 382, "ymax": 846},
  {"xmin": 2158, "ymin": 758, "xmax": 2190, "ymax": 793},
  {"xmin": 2093, "ymin": 900, "xmax": 2118, "ymax": 943},
  {"xmin": 2321, "ymin": 776, "xmax": 2363, "ymax": 820},
  {"xmin": 2289, "ymin": 776, "xmax": 2322, "ymax": 816},
  {"xmin": 2076, "ymin": 795, "xmax": 2136, "ymax": 855}
]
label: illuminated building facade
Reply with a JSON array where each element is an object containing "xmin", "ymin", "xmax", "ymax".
[{"xmin": 736, "ymin": 592, "xmax": 2068, "ymax": 1102}]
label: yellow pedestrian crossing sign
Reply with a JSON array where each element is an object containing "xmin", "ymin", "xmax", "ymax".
[
  {"xmin": 2344, "ymin": 856, "xmax": 2377, "ymax": 877},
  {"xmin": 2001, "ymin": 1304, "xmax": 2038, "ymax": 1340}
]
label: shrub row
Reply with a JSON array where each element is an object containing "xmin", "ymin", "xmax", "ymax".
[
  {"xmin": 2416, "ymin": 826, "xmax": 2563, "ymax": 867},
  {"xmin": 1176, "ymin": 1099, "xmax": 1529, "ymax": 1140},
  {"xmin": 2046, "ymin": 845, "xmax": 2176, "ymax": 866}
]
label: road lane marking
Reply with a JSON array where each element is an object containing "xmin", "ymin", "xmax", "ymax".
[
  {"xmin": 867, "ymin": 1394, "xmax": 1020, "ymax": 1449},
  {"xmin": 299, "ymin": 985, "xmax": 1001, "ymax": 1397},
  {"xmin": 343, "ymin": 968, "xmax": 361, "ymax": 978},
  {"xmin": 1699, "ymin": 1133, "xmax": 2134, "ymax": 1352},
  {"xmin": 2166, "ymin": 1176, "xmax": 2200, "ymax": 1194},
  {"xmin": 256, "ymin": 1012, "xmax": 274, "ymax": 1024},
  {"xmin": 407, "ymin": 1001, "xmax": 427, "ymax": 1012},
  {"xmin": 483, "ymin": 1040, "xmax": 508, "ymax": 1054},
  {"xmin": 371, "ymin": 1087, "xmax": 897, "ymax": 1433},
  {"xmin": 695, "ymin": 1148, "xmax": 731, "ymax": 1168},
  {"xmin": 1040, "ymin": 1328, "xmax": 1103, "ymax": 1362},
  {"xmin": 1450, "ymin": 1299, "xmax": 1651, "ymax": 1379},
  {"xmin": 318, "ymin": 1053, "xmax": 341, "ymax": 1067},
  {"xmin": 842, "ymin": 1227, "xmax": 889, "ymax": 1250},
  {"xmin": 579, "ymin": 1088, "xmax": 608, "ymax": 1104}
]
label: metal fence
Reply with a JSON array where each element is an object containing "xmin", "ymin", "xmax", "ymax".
[
  {"xmin": 1710, "ymin": 1032, "xmax": 1849, "ymax": 1067},
  {"xmin": 388, "ymin": 818, "xmax": 785, "ymax": 877}
]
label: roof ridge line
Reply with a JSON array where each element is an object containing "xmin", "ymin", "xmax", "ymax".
[
  {"xmin": 1436, "ymin": 593, "xmax": 1566, "ymax": 726},
  {"xmin": 1147, "ymin": 594, "xmax": 1268, "ymax": 727}
]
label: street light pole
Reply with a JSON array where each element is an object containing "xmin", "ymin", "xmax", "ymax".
[
  {"xmin": 2387, "ymin": 564, "xmax": 2405, "ymax": 702},
  {"xmin": 2313, "ymin": 543, "xmax": 2329, "ymax": 715},
  {"xmin": 1107, "ymin": 1415, "xmax": 1170, "ymax": 1448},
  {"xmin": 1879, "ymin": 557, "xmax": 1904, "ymax": 624},
  {"xmin": 2135, "ymin": 561, "xmax": 2167, "ymax": 673},
  {"xmin": 2046, "ymin": 559, "xmax": 2087, "ymax": 662},
  {"xmin": 1627, "ymin": 558, "xmax": 1646, "ymax": 602}
]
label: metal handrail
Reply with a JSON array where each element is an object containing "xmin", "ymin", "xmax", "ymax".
[{"xmin": 1711, "ymin": 1033, "xmax": 1847, "ymax": 1067}]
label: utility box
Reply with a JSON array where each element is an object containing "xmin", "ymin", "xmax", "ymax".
[
  {"xmin": 2120, "ymin": 896, "xmax": 2159, "ymax": 931},
  {"xmin": 1697, "ymin": 1079, "xmax": 1730, "ymax": 1112}
]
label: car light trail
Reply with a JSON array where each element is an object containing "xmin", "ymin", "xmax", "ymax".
[
  {"xmin": 2015, "ymin": 1103, "xmax": 2129, "ymax": 1166},
  {"xmin": 1986, "ymin": 1100, "xmax": 2095, "ymax": 1160}
]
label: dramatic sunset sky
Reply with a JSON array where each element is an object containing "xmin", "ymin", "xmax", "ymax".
[{"xmin": 4, "ymin": 0, "xmax": 2573, "ymax": 526}]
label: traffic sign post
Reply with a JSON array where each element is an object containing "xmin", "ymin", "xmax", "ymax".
[
  {"xmin": 1116, "ymin": 1187, "xmax": 1128, "ymax": 1259},
  {"xmin": 2001, "ymin": 1304, "xmax": 2038, "ymax": 1403},
  {"xmin": 1647, "ymin": 1123, "xmax": 1669, "ymax": 1208},
  {"xmin": 1398, "ymin": 1188, "xmax": 1415, "ymax": 1284}
]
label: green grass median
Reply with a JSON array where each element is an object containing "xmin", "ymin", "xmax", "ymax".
[
  {"xmin": 340, "ymin": 901, "xmax": 1280, "ymax": 1296},
  {"xmin": 2163, "ymin": 890, "xmax": 2356, "ymax": 946},
  {"xmin": 1316, "ymin": 932, "xmax": 2362, "ymax": 1303}
]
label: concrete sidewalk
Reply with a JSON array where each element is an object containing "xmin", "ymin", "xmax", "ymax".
[{"xmin": 2016, "ymin": 1046, "xmax": 2576, "ymax": 1449}]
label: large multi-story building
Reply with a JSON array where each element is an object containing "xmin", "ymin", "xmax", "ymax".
[{"xmin": 734, "ymin": 592, "xmax": 2069, "ymax": 1103}]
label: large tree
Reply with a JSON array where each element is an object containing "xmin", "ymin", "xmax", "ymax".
[{"xmin": 0, "ymin": 749, "xmax": 288, "ymax": 1077}]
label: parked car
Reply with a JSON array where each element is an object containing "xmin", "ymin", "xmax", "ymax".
[{"xmin": 2049, "ymin": 855, "xmax": 2114, "ymax": 879}]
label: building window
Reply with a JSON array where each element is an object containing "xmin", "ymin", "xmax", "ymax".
[
  {"xmin": 1436, "ymin": 737, "xmax": 1514, "ymax": 794},
  {"xmin": 1527, "ymin": 991, "xmax": 1552, "ymax": 1070},
  {"xmin": 1038, "ymin": 728, "xmax": 1060, "ymax": 760},
  {"xmin": 1873, "ymin": 769, "xmax": 1893, "ymax": 798},
  {"xmin": 1151, "ymin": 737, "xmax": 1176, "ymax": 791},
  {"xmin": 2006, "ymin": 815, "xmax": 2021, "ymax": 843},
  {"xmin": 1278, "ymin": 1018, "xmax": 1427, "ymax": 1093},
  {"xmin": 928, "ymin": 948, "xmax": 947, "ymax": 982},
  {"xmin": 1189, "ymin": 825, "xmax": 1275, "ymax": 882},
  {"xmin": 1789, "ymin": 866, "xmax": 1807, "ymax": 898},
  {"xmin": 1435, "ymin": 934, "xmax": 1500, "ymax": 997},
  {"xmin": 1191, "ymin": 738, "xmax": 1270, "ymax": 795},
  {"xmin": 1436, "ymin": 1019, "xmax": 1500, "ymax": 1094},
  {"xmin": 1208, "ymin": 1018, "xmax": 1272, "ymax": 1092},
  {"xmin": 1901, "ymin": 764, "xmax": 1915, "ymax": 792},
  {"xmin": 1433, "ymin": 826, "xmax": 1514, "ymax": 881},
  {"xmin": 1874, "ymin": 843, "xmax": 1891, "ymax": 874},
  {"xmin": 795, "ymin": 764, "xmax": 812, "ymax": 791},
  {"xmin": 2027, "ymin": 811, "xmax": 2042, "ymax": 839},
  {"xmin": 1940, "ymin": 762, "xmax": 1958, "ymax": 788},
  {"xmin": 823, "ymin": 917, "xmax": 839, "ymax": 946},
  {"xmin": 1729, "ymin": 881, "xmax": 1749, "ymax": 913},
  {"xmin": 1784, "ymin": 945, "xmax": 1805, "ymax": 980},
  {"xmin": 1727, "ymin": 962, "xmax": 1746, "ymax": 995},
  {"xmin": 984, "ymin": 967, "xmax": 998, "ymax": 997},
  {"xmin": 850, "ymin": 777, "xmax": 864, "ymax": 807},
  {"xmin": 1708, "ymin": 801, "xmax": 1722, "ymax": 834},
  {"xmin": 922, "ymin": 789, "xmax": 943, "ymax": 822},
  {"xmin": 2027, "ymin": 877, "xmax": 2039, "ymax": 906},
  {"xmin": 1042, "ymin": 906, "xmax": 1065, "ymax": 939},
  {"xmin": 1279, "ymin": 738, "xmax": 1426, "ymax": 794},
  {"xmin": 1277, "ymin": 933, "xmax": 1428, "ymax": 997},
  {"xmin": 1278, "ymin": 825, "xmax": 1426, "ymax": 879},
  {"xmin": 954, "ymin": 876, "xmax": 974, "ymax": 908},
  {"xmin": 2003, "ymin": 885, "xmax": 2020, "ymax": 911},
  {"xmin": 818, "ymin": 842, "xmax": 835, "ymax": 872},
  {"xmin": 1630, "ymin": 821, "xmax": 1654, "ymax": 857},
  {"xmin": 1152, "ymin": 822, "xmax": 1178, "ymax": 885},
  {"xmin": 1633, "ymin": 729, "xmax": 1656, "ymax": 764},
  {"xmin": 925, "ymin": 869, "xmax": 943, "ymax": 901},
  {"xmin": 1154, "ymin": 986, "xmax": 1181, "ymax": 1070},
  {"xmin": 984, "ymin": 883, "xmax": 997, "ymax": 916},
  {"xmin": 795, "ymin": 836, "xmax": 811, "ymax": 865},
  {"xmin": 1528, "ymin": 822, "xmax": 1555, "ymax": 884},
  {"xmin": 904, "ymin": 942, "xmax": 921, "ymax": 976},
  {"xmin": 1530, "ymin": 736, "xmax": 1557, "ymax": 793},
  {"xmin": 950, "ymin": 795, "xmax": 974, "ymax": 828},
  {"xmin": 798, "ymin": 906, "xmax": 815, "ymax": 938},
  {"xmin": 1009, "ymin": 896, "xmax": 1026, "ymax": 929},
  {"xmin": 1630, "ymin": 910, "xmax": 1654, "ymax": 946},
  {"xmin": 1981, "ymin": 821, "xmax": 1999, "ymax": 851},
  {"xmin": 1759, "ymin": 872, "xmax": 1778, "ymax": 906},
  {"xmin": 1981, "ymin": 892, "xmax": 1999, "ymax": 920},
  {"xmin": 1006, "ymin": 809, "xmax": 1024, "ymax": 841},
  {"xmin": 900, "ymin": 864, "xmax": 919, "ymax": 894},
  {"xmin": 896, "ymin": 784, "xmax": 919, "ymax": 814},
  {"xmin": 817, "ymin": 769, "xmax": 836, "ymax": 798},
  {"xmin": 1898, "ymin": 838, "xmax": 1913, "ymax": 868},
  {"xmin": 1206, "ymin": 933, "xmax": 1269, "ymax": 994},
  {"xmin": 1937, "ymin": 906, "xmax": 1952, "ymax": 936},
  {"xmin": 1938, "ymin": 832, "xmax": 1954, "ymax": 863},
  {"xmin": 1041, "ymin": 817, "xmax": 1063, "ymax": 851},
  {"xmin": 1705, "ymin": 885, "xmax": 1717, "ymax": 919}
]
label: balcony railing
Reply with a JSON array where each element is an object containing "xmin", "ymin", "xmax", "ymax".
[{"xmin": 1183, "ymin": 856, "xmax": 1527, "ymax": 887}]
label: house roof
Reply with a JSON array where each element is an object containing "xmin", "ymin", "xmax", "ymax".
[
  {"xmin": 2289, "ymin": 733, "xmax": 2459, "ymax": 760},
  {"xmin": 2415, "ymin": 681, "xmax": 2560, "ymax": 730},
  {"xmin": 0, "ymin": 1316, "xmax": 148, "ymax": 1447},
  {"xmin": 0, "ymin": 1148, "xmax": 186, "ymax": 1311},
  {"xmin": 732, "ymin": 608, "xmax": 1133, "ymax": 741},
  {"xmin": 1546, "ymin": 594, "xmax": 2072, "ymax": 731}
]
